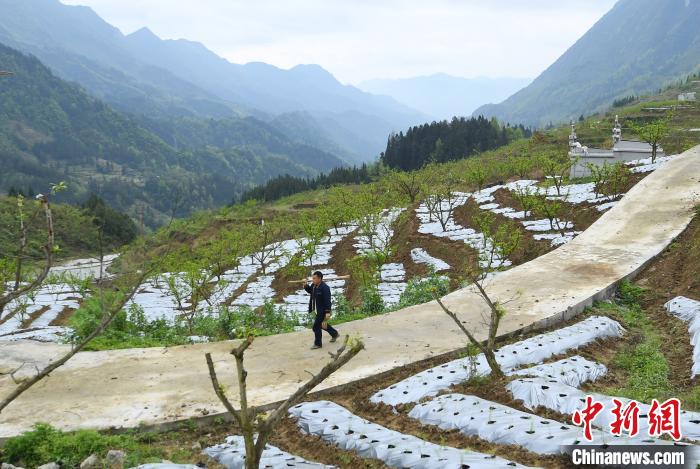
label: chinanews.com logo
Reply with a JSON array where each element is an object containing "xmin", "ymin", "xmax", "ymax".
[{"xmin": 564, "ymin": 396, "xmax": 699, "ymax": 468}]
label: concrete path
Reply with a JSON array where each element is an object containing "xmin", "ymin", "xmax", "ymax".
[{"xmin": 1, "ymin": 146, "xmax": 699, "ymax": 439}]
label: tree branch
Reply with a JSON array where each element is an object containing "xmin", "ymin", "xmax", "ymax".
[
  {"xmin": 205, "ymin": 352, "xmax": 241, "ymax": 423},
  {"xmin": 433, "ymin": 295, "xmax": 487, "ymax": 355},
  {"xmin": 256, "ymin": 336, "xmax": 364, "ymax": 452},
  {"xmin": 0, "ymin": 271, "xmax": 145, "ymax": 413},
  {"xmin": 0, "ymin": 196, "xmax": 54, "ymax": 315}
]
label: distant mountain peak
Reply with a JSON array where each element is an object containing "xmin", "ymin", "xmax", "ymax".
[
  {"xmin": 289, "ymin": 63, "xmax": 339, "ymax": 84},
  {"xmin": 128, "ymin": 26, "xmax": 159, "ymax": 41}
]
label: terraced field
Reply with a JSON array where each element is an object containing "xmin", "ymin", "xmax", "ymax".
[{"xmin": 0, "ymin": 156, "xmax": 671, "ymax": 345}]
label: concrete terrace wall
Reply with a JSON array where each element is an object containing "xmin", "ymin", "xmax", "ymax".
[{"xmin": 0, "ymin": 145, "xmax": 699, "ymax": 440}]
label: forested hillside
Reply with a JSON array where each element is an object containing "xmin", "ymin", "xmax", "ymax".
[
  {"xmin": 0, "ymin": 43, "xmax": 345, "ymax": 225},
  {"xmin": 381, "ymin": 117, "xmax": 530, "ymax": 171},
  {"xmin": 474, "ymin": 0, "xmax": 700, "ymax": 127},
  {"xmin": 238, "ymin": 117, "xmax": 531, "ymax": 201}
]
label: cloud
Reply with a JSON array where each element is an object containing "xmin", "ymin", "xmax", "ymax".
[{"xmin": 59, "ymin": 0, "xmax": 618, "ymax": 84}]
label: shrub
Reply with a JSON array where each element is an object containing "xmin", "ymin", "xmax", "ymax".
[
  {"xmin": 360, "ymin": 287, "xmax": 385, "ymax": 315},
  {"xmin": 397, "ymin": 272, "xmax": 449, "ymax": 309},
  {"xmin": 617, "ymin": 280, "xmax": 647, "ymax": 306},
  {"xmin": 0, "ymin": 424, "xmax": 164, "ymax": 467}
]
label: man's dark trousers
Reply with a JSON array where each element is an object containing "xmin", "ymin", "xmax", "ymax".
[
  {"xmin": 312, "ymin": 311, "xmax": 338, "ymax": 347},
  {"xmin": 305, "ymin": 281, "xmax": 339, "ymax": 346}
]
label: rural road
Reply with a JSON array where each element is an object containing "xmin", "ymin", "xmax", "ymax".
[{"xmin": 1, "ymin": 145, "xmax": 699, "ymax": 439}]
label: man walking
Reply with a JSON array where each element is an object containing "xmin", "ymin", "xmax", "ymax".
[{"xmin": 304, "ymin": 270, "xmax": 339, "ymax": 349}]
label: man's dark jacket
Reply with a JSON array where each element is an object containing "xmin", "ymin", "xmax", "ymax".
[{"xmin": 304, "ymin": 282, "xmax": 332, "ymax": 315}]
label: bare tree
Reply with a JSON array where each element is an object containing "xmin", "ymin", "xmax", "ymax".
[
  {"xmin": 384, "ymin": 169, "xmax": 425, "ymax": 204},
  {"xmin": 432, "ymin": 212, "xmax": 521, "ymax": 378},
  {"xmin": 249, "ymin": 219, "xmax": 286, "ymax": 274},
  {"xmin": 205, "ymin": 335, "xmax": 364, "ymax": 469},
  {"xmin": 432, "ymin": 176, "xmax": 464, "ymax": 232}
]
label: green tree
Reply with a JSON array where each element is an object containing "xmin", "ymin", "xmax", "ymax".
[
  {"xmin": 629, "ymin": 116, "xmax": 670, "ymax": 163},
  {"xmin": 538, "ymin": 151, "xmax": 576, "ymax": 197}
]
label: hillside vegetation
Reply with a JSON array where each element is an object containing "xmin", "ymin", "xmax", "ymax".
[
  {"xmin": 0, "ymin": 43, "xmax": 346, "ymax": 226},
  {"xmin": 475, "ymin": 0, "xmax": 700, "ymax": 127},
  {"xmin": 1, "ymin": 79, "xmax": 697, "ymax": 351},
  {"xmin": 122, "ymin": 85, "xmax": 700, "ymax": 276},
  {"xmin": 0, "ymin": 193, "xmax": 136, "ymax": 263}
]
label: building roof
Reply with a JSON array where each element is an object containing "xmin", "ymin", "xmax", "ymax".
[{"xmin": 614, "ymin": 139, "xmax": 654, "ymax": 151}]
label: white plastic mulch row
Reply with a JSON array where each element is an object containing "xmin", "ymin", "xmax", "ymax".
[
  {"xmin": 665, "ymin": 296, "xmax": 700, "ymax": 377},
  {"xmin": 507, "ymin": 377, "xmax": 700, "ymax": 442},
  {"xmin": 353, "ymin": 208, "xmax": 404, "ymax": 256},
  {"xmin": 197, "ymin": 258, "xmax": 259, "ymax": 313},
  {"xmin": 378, "ymin": 263, "xmax": 407, "ymax": 307},
  {"xmin": 0, "ymin": 282, "xmax": 82, "ymax": 342},
  {"xmin": 416, "ymin": 192, "xmax": 511, "ymax": 269},
  {"xmin": 531, "ymin": 232, "xmax": 583, "ymax": 247},
  {"xmin": 125, "ymin": 273, "xmax": 193, "ymax": 323},
  {"xmin": 49, "ymin": 253, "xmax": 119, "ymax": 279},
  {"xmin": 508, "ymin": 355, "xmax": 607, "ymax": 388},
  {"xmin": 521, "ymin": 219, "xmax": 574, "ymax": 232},
  {"xmin": 233, "ymin": 239, "xmax": 301, "ymax": 309},
  {"xmin": 371, "ymin": 315, "xmax": 624, "ymax": 406},
  {"xmin": 543, "ymin": 182, "xmax": 610, "ymax": 205},
  {"xmin": 627, "ymin": 155, "xmax": 673, "ymax": 174},
  {"xmin": 476, "ymin": 180, "xmax": 537, "ymax": 222},
  {"xmin": 289, "ymin": 401, "xmax": 528, "ymax": 468},
  {"xmin": 0, "ymin": 255, "xmax": 122, "ymax": 342},
  {"xmin": 473, "ymin": 180, "xmax": 578, "ymax": 248},
  {"xmin": 133, "ymin": 465, "xmax": 200, "ymax": 469},
  {"xmin": 353, "ymin": 209, "xmax": 408, "ymax": 306},
  {"xmin": 203, "ymin": 435, "xmax": 335, "ymax": 469},
  {"xmin": 409, "ymin": 394, "xmax": 672, "ymax": 455},
  {"xmin": 410, "ymin": 248, "xmax": 450, "ymax": 272}
]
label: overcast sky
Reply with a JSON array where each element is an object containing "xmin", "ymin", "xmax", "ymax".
[{"xmin": 61, "ymin": 0, "xmax": 618, "ymax": 85}]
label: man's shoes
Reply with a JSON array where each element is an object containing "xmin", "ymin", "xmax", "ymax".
[
  {"xmin": 310, "ymin": 345, "xmax": 322, "ymax": 350},
  {"xmin": 330, "ymin": 335, "xmax": 338, "ymax": 343}
]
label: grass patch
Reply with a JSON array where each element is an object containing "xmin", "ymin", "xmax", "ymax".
[
  {"xmin": 599, "ymin": 281, "xmax": 673, "ymax": 403},
  {"xmin": 0, "ymin": 424, "xmax": 191, "ymax": 467}
]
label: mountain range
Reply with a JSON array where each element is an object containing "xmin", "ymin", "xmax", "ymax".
[
  {"xmin": 0, "ymin": 42, "xmax": 347, "ymax": 225},
  {"xmin": 2, "ymin": 0, "xmax": 700, "ymax": 225},
  {"xmin": 359, "ymin": 74, "xmax": 531, "ymax": 121},
  {"xmin": 0, "ymin": 0, "xmax": 428, "ymax": 162},
  {"xmin": 474, "ymin": 0, "xmax": 700, "ymax": 127}
]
